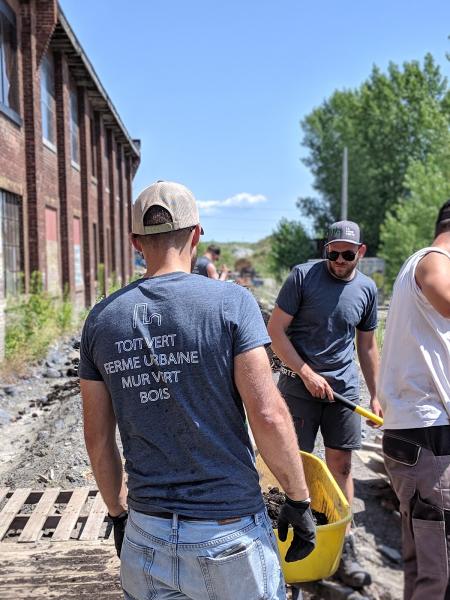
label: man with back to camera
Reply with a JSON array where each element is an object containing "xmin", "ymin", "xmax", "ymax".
[
  {"xmin": 193, "ymin": 244, "xmax": 229, "ymax": 279},
  {"xmin": 79, "ymin": 181, "xmax": 316, "ymax": 600},
  {"xmin": 268, "ymin": 220, "xmax": 382, "ymax": 590},
  {"xmin": 379, "ymin": 200, "xmax": 450, "ymax": 600}
]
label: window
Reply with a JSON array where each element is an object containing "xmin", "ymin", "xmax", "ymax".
[
  {"xmin": 116, "ymin": 143, "xmax": 121, "ymax": 171},
  {"xmin": 45, "ymin": 206, "xmax": 60, "ymax": 295},
  {"xmin": 0, "ymin": 1, "xmax": 20, "ymax": 117},
  {"xmin": 92, "ymin": 223, "xmax": 98, "ymax": 280},
  {"xmin": 106, "ymin": 227, "xmax": 112, "ymax": 272},
  {"xmin": 70, "ymin": 84, "xmax": 79, "ymax": 165},
  {"xmin": 90, "ymin": 115, "xmax": 97, "ymax": 177},
  {"xmin": 73, "ymin": 216, "xmax": 82, "ymax": 288},
  {"xmin": 104, "ymin": 129, "xmax": 110, "ymax": 190},
  {"xmin": 40, "ymin": 53, "xmax": 56, "ymax": 146},
  {"xmin": 0, "ymin": 189, "xmax": 21, "ymax": 296}
]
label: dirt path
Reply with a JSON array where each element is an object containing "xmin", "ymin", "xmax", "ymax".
[{"xmin": 0, "ymin": 335, "xmax": 403, "ymax": 599}]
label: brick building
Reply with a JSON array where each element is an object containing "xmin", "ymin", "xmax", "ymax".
[{"xmin": 0, "ymin": 0, "xmax": 140, "ymax": 311}]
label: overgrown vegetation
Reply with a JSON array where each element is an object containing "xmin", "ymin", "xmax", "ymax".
[{"xmin": 5, "ymin": 272, "xmax": 76, "ymax": 368}]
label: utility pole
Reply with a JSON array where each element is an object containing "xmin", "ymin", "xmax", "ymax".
[{"xmin": 341, "ymin": 146, "xmax": 348, "ymax": 220}]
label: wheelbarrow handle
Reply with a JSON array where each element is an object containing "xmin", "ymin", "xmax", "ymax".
[{"xmin": 333, "ymin": 391, "xmax": 384, "ymax": 426}]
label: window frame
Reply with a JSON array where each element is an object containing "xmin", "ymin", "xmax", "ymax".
[
  {"xmin": 90, "ymin": 113, "xmax": 97, "ymax": 179},
  {"xmin": 69, "ymin": 82, "xmax": 80, "ymax": 168},
  {"xmin": 40, "ymin": 52, "xmax": 56, "ymax": 149},
  {"xmin": 0, "ymin": 0, "xmax": 21, "ymax": 125},
  {"xmin": 0, "ymin": 189, "xmax": 22, "ymax": 297}
]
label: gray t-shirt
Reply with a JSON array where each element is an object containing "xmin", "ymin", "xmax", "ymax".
[
  {"xmin": 79, "ymin": 272, "xmax": 270, "ymax": 519},
  {"xmin": 192, "ymin": 256, "xmax": 211, "ymax": 277},
  {"xmin": 276, "ymin": 261, "xmax": 377, "ymax": 413}
]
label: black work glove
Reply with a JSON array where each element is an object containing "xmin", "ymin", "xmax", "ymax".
[
  {"xmin": 277, "ymin": 496, "xmax": 316, "ymax": 562},
  {"xmin": 108, "ymin": 511, "xmax": 128, "ymax": 558}
]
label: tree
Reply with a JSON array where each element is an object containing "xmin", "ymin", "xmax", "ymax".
[
  {"xmin": 299, "ymin": 54, "xmax": 450, "ymax": 253},
  {"xmin": 379, "ymin": 147, "xmax": 450, "ymax": 289},
  {"xmin": 269, "ymin": 219, "xmax": 313, "ymax": 278}
]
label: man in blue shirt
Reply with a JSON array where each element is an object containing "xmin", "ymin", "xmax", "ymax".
[
  {"xmin": 193, "ymin": 245, "xmax": 229, "ymax": 280},
  {"xmin": 268, "ymin": 220, "xmax": 381, "ymax": 590},
  {"xmin": 80, "ymin": 181, "xmax": 316, "ymax": 600}
]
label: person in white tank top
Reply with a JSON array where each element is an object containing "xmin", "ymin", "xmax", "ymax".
[{"xmin": 379, "ymin": 199, "xmax": 450, "ymax": 600}]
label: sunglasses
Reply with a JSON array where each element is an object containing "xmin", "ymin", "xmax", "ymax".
[{"xmin": 326, "ymin": 250, "xmax": 358, "ymax": 262}]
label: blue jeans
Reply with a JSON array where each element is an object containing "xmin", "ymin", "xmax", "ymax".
[{"xmin": 121, "ymin": 508, "xmax": 286, "ymax": 600}]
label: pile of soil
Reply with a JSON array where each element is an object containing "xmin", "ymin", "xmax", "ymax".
[{"xmin": 263, "ymin": 487, "xmax": 328, "ymax": 528}]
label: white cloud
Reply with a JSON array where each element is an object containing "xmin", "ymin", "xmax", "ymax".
[{"xmin": 197, "ymin": 192, "xmax": 267, "ymax": 213}]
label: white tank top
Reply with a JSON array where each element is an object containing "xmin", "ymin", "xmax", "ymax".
[{"xmin": 379, "ymin": 247, "xmax": 450, "ymax": 429}]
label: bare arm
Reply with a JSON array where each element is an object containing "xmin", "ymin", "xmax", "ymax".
[
  {"xmin": 356, "ymin": 329, "xmax": 382, "ymax": 420},
  {"xmin": 206, "ymin": 262, "xmax": 229, "ymax": 281},
  {"xmin": 81, "ymin": 379, "xmax": 128, "ymax": 516},
  {"xmin": 415, "ymin": 251, "xmax": 450, "ymax": 318},
  {"xmin": 206, "ymin": 262, "xmax": 220, "ymax": 279},
  {"xmin": 234, "ymin": 346, "xmax": 309, "ymax": 500},
  {"xmin": 267, "ymin": 306, "xmax": 334, "ymax": 400}
]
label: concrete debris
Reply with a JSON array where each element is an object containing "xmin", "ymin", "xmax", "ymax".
[{"xmin": 43, "ymin": 367, "xmax": 62, "ymax": 379}]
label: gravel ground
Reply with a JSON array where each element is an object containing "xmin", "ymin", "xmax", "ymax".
[{"xmin": 0, "ymin": 329, "xmax": 403, "ymax": 599}]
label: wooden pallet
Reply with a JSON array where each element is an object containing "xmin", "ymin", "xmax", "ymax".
[
  {"xmin": 0, "ymin": 541, "xmax": 121, "ymax": 599},
  {"xmin": 0, "ymin": 487, "xmax": 112, "ymax": 544}
]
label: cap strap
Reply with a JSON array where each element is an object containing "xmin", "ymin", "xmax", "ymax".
[{"xmin": 142, "ymin": 223, "xmax": 176, "ymax": 234}]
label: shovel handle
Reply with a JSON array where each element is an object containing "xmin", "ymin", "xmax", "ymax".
[{"xmin": 333, "ymin": 391, "xmax": 384, "ymax": 426}]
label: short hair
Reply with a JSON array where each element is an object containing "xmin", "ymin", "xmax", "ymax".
[
  {"xmin": 143, "ymin": 205, "xmax": 171, "ymax": 227},
  {"xmin": 207, "ymin": 245, "xmax": 220, "ymax": 256},
  {"xmin": 137, "ymin": 205, "xmax": 192, "ymax": 248},
  {"xmin": 435, "ymin": 199, "xmax": 450, "ymax": 236}
]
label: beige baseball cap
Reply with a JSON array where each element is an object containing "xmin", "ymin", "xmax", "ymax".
[{"xmin": 132, "ymin": 180, "xmax": 203, "ymax": 235}]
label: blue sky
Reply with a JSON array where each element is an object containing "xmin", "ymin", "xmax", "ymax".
[{"xmin": 60, "ymin": 0, "xmax": 450, "ymax": 242}]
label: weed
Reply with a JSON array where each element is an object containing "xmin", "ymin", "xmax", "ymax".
[{"xmin": 4, "ymin": 272, "xmax": 80, "ymax": 369}]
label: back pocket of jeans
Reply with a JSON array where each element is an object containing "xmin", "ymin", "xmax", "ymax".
[
  {"xmin": 120, "ymin": 535, "xmax": 157, "ymax": 600},
  {"xmin": 383, "ymin": 434, "xmax": 421, "ymax": 466},
  {"xmin": 198, "ymin": 539, "xmax": 268, "ymax": 600}
]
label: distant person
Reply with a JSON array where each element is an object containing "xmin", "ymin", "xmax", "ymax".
[
  {"xmin": 379, "ymin": 200, "xmax": 450, "ymax": 600},
  {"xmin": 268, "ymin": 220, "xmax": 381, "ymax": 591},
  {"xmin": 193, "ymin": 244, "xmax": 229, "ymax": 280},
  {"xmin": 80, "ymin": 181, "xmax": 316, "ymax": 600}
]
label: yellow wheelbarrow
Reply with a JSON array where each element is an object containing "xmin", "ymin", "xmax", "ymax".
[{"xmin": 257, "ymin": 450, "xmax": 352, "ymax": 583}]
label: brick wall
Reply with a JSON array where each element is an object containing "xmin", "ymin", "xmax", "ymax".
[
  {"xmin": 35, "ymin": 0, "xmax": 57, "ymax": 64},
  {"xmin": 0, "ymin": 0, "xmax": 139, "ymax": 308}
]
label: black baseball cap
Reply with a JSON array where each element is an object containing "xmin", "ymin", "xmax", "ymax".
[{"xmin": 436, "ymin": 199, "xmax": 450, "ymax": 226}]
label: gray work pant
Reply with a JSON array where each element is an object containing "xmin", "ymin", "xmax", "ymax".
[{"xmin": 384, "ymin": 437, "xmax": 450, "ymax": 600}]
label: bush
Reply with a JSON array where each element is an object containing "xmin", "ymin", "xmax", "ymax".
[
  {"xmin": 5, "ymin": 272, "xmax": 76, "ymax": 365},
  {"xmin": 379, "ymin": 151, "xmax": 450, "ymax": 289},
  {"xmin": 269, "ymin": 219, "xmax": 313, "ymax": 279}
]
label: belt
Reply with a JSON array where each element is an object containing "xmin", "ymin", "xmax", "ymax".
[
  {"xmin": 141, "ymin": 510, "xmax": 243, "ymax": 525},
  {"xmin": 384, "ymin": 426, "xmax": 450, "ymax": 456}
]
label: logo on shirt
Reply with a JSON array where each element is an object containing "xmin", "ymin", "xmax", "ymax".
[{"xmin": 132, "ymin": 304, "xmax": 162, "ymax": 329}]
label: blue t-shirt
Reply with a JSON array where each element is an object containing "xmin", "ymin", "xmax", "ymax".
[
  {"xmin": 276, "ymin": 261, "xmax": 377, "ymax": 411},
  {"xmin": 79, "ymin": 272, "xmax": 270, "ymax": 519},
  {"xmin": 192, "ymin": 256, "xmax": 211, "ymax": 277}
]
